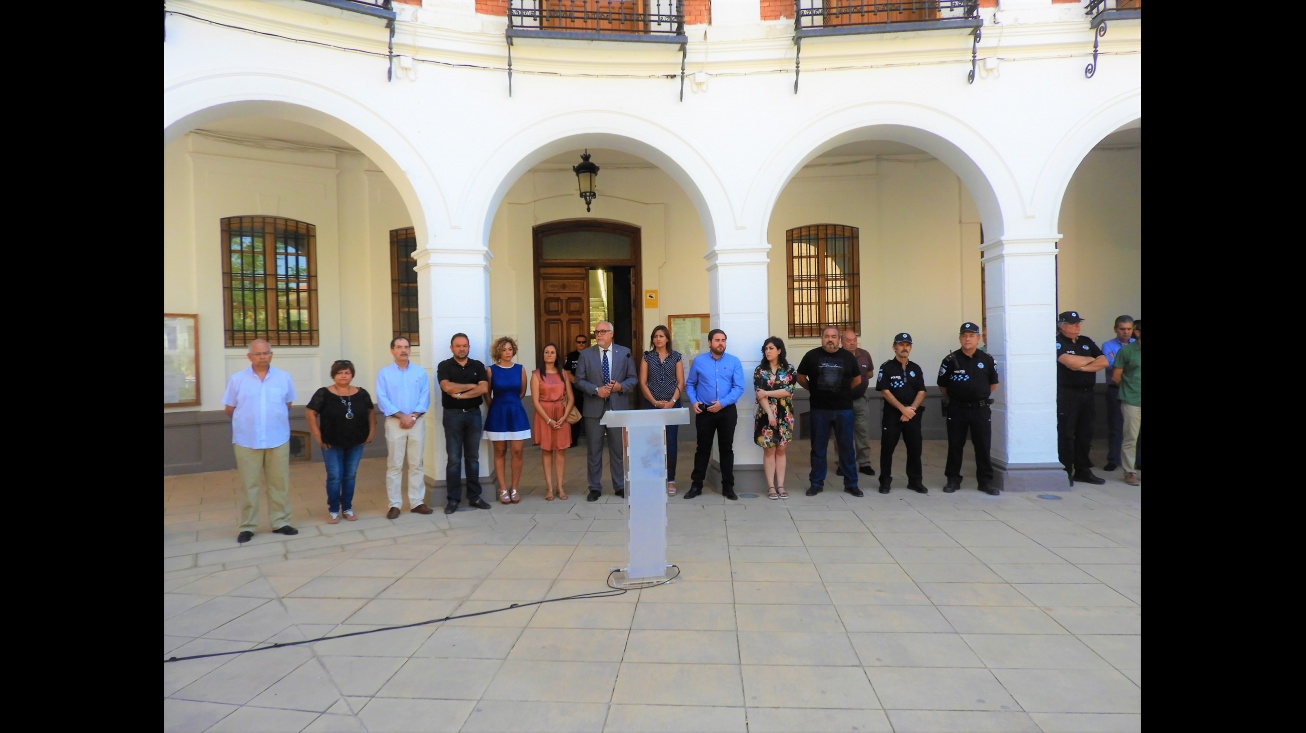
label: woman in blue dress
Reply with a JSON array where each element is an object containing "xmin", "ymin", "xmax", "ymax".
[{"xmin": 485, "ymin": 336, "xmax": 532, "ymax": 503}]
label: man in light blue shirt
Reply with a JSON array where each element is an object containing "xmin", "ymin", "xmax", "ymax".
[
  {"xmin": 223, "ymin": 339, "xmax": 298, "ymax": 544},
  {"xmin": 375, "ymin": 337, "xmax": 432, "ymax": 517},
  {"xmin": 684, "ymin": 329, "xmax": 746, "ymax": 500}
]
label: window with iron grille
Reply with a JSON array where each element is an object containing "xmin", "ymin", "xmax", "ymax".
[
  {"xmin": 390, "ymin": 227, "xmax": 420, "ymax": 346},
  {"xmin": 221, "ymin": 216, "xmax": 318, "ymax": 347},
  {"xmin": 786, "ymin": 224, "xmax": 860, "ymax": 338}
]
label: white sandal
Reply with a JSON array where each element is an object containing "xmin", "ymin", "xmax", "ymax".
[{"xmin": 666, "ymin": 481, "xmax": 677, "ymax": 497}]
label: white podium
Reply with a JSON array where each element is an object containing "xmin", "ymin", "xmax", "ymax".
[{"xmin": 601, "ymin": 408, "xmax": 690, "ymax": 587}]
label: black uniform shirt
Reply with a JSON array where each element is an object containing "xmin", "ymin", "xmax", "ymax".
[
  {"xmin": 1055, "ymin": 333, "xmax": 1102, "ymax": 389},
  {"xmin": 876, "ymin": 358, "xmax": 926, "ymax": 412},
  {"xmin": 936, "ymin": 349, "xmax": 999, "ymax": 403}
]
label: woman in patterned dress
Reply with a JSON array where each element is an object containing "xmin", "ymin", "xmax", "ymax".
[
  {"xmin": 754, "ymin": 336, "xmax": 796, "ymax": 499},
  {"xmin": 530, "ymin": 342, "xmax": 574, "ymax": 501},
  {"xmin": 638, "ymin": 325, "xmax": 685, "ymax": 496},
  {"xmin": 485, "ymin": 336, "xmax": 532, "ymax": 504}
]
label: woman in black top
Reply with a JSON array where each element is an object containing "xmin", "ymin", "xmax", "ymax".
[{"xmin": 306, "ymin": 360, "xmax": 376, "ymax": 523}]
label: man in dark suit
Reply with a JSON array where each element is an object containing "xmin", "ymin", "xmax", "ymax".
[{"xmin": 574, "ymin": 320, "xmax": 638, "ymax": 501}]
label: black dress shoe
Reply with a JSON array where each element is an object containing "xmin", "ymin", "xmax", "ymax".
[
  {"xmin": 237, "ymin": 531, "xmax": 254, "ymax": 544},
  {"xmin": 587, "ymin": 490, "xmax": 601, "ymax": 502},
  {"xmin": 469, "ymin": 498, "xmax": 492, "ymax": 510},
  {"xmin": 1072, "ymin": 471, "xmax": 1106, "ymax": 485},
  {"xmin": 722, "ymin": 488, "xmax": 738, "ymax": 501},
  {"xmin": 1103, "ymin": 462, "xmax": 1118, "ymax": 472},
  {"xmin": 805, "ymin": 487, "xmax": 822, "ymax": 496},
  {"xmin": 614, "ymin": 489, "xmax": 625, "ymax": 498},
  {"xmin": 943, "ymin": 482, "xmax": 959, "ymax": 493},
  {"xmin": 978, "ymin": 485, "xmax": 1000, "ymax": 496},
  {"xmin": 907, "ymin": 482, "xmax": 929, "ymax": 494},
  {"xmin": 845, "ymin": 487, "xmax": 864, "ymax": 497},
  {"xmin": 273, "ymin": 525, "xmax": 299, "ymax": 535},
  {"xmin": 683, "ymin": 486, "xmax": 702, "ymax": 499},
  {"xmin": 878, "ymin": 486, "xmax": 890, "ymax": 494},
  {"xmin": 444, "ymin": 503, "xmax": 458, "ymax": 515},
  {"xmin": 859, "ymin": 466, "xmax": 876, "ymax": 476}
]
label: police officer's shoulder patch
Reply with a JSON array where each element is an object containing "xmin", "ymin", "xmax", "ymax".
[
  {"xmin": 978, "ymin": 362, "xmax": 984, "ymax": 369},
  {"xmin": 939, "ymin": 365, "xmax": 946, "ymax": 375},
  {"xmin": 1055, "ymin": 343, "xmax": 1062, "ymax": 350},
  {"xmin": 909, "ymin": 370, "xmax": 916, "ymax": 377}
]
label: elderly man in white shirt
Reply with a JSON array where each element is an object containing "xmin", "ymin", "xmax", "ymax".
[{"xmin": 223, "ymin": 339, "xmax": 298, "ymax": 544}]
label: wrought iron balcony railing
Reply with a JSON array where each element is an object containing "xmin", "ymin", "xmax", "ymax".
[
  {"xmin": 1085, "ymin": 0, "xmax": 1141, "ymax": 29},
  {"xmin": 795, "ymin": 0, "xmax": 981, "ymax": 38},
  {"xmin": 507, "ymin": 0, "xmax": 686, "ymax": 43}
]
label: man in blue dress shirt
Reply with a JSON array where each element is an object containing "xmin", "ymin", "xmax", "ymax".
[
  {"xmin": 376, "ymin": 337, "xmax": 433, "ymax": 517},
  {"xmin": 684, "ymin": 329, "xmax": 746, "ymax": 500}
]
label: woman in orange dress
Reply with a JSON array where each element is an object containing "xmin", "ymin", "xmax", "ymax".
[{"xmin": 530, "ymin": 342, "xmax": 574, "ymax": 500}]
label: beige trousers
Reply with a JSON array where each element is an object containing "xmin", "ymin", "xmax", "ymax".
[{"xmin": 233, "ymin": 442, "xmax": 292, "ymax": 532}]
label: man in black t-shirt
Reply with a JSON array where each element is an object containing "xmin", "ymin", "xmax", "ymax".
[
  {"xmin": 436, "ymin": 333, "xmax": 492, "ymax": 514},
  {"xmin": 564, "ymin": 333, "xmax": 589, "ymax": 447},
  {"xmin": 797, "ymin": 326, "xmax": 864, "ymax": 497},
  {"xmin": 1055, "ymin": 310, "xmax": 1109, "ymax": 486}
]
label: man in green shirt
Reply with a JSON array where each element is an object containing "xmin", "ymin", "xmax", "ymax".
[{"xmin": 1110, "ymin": 320, "xmax": 1142, "ymax": 486}]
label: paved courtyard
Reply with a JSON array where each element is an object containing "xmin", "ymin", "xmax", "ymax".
[{"xmin": 164, "ymin": 437, "xmax": 1141, "ymax": 732}]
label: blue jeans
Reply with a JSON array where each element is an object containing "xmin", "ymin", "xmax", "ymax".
[
  {"xmin": 443, "ymin": 409, "xmax": 484, "ymax": 504},
  {"xmin": 322, "ymin": 443, "xmax": 365, "ymax": 514},
  {"xmin": 808, "ymin": 408, "xmax": 858, "ymax": 490},
  {"xmin": 641, "ymin": 403, "xmax": 679, "ymax": 481}
]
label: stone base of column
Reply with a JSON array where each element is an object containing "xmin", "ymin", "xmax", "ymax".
[
  {"xmin": 993, "ymin": 461, "xmax": 1071, "ymax": 492},
  {"xmin": 707, "ymin": 460, "xmax": 765, "ymax": 495}
]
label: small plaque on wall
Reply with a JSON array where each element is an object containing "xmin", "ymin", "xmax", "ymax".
[{"xmin": 164, "ymin": 314, "xmax": 200, "ymax": 407}]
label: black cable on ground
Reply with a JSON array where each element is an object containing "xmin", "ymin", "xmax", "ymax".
[{"xmin": 165, "ymin": 565, "xmax": 680, "ymax": 664}]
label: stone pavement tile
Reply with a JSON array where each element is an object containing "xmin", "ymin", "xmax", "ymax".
[
  {"xmin": 376, "ymin": 657, "xmax": 501, "ymax": 699},
  {"xmin": 174, "ymin": 567, "xmax": 264, "ymax": 596},
  {"xmin": 1041, "ymin": 606, "xmax": 1141, "ymax": 635},
  {"xmin": 484, "ymin": 659, "xmax": 621, "ymax": 703},
  {"xmin": 166, "ymin": 593, "xmax": 213, "ymax": 620},
  {"xmin": 259, "ymin": 556, "xmax": 349, "ymax": 577},
  {"xmin": 414, "ymin": 625, "xmax": 524, "ymax": 659},
  {"xmin": 405, "ymin": 559, "xmax": 501, "ymax": 579},
  {"xmin": 941, "ymin": 531, "xmax": 1042, "ymax": 549},
  {"xmin": 164, "ymin": 639, "xmax": 250, "ymax": 696},
  {"xmin": 738, "ymin": 631, "xmax": 858, "ymax": 665},
  {"xmin": 547, "ymin": 580, "xmax": 642, "ymax": 602},
  {"xmin": 377, "ymin": 577, "xmax": 479, "ymax": 600},
  {"xmin": 302, "ymin": 712, "xmax": 367, "ymax": 732},
  {"xmin": 1048, "ymin": 547, "xmax": 1141, "ymax": 565},
  {"xmin": 825, "ymin": 582, "xmax": 932, "ymax": 606},
  {"xmin": 668, "ymin": 544, "xmax": 732, "ymax": 562},
  {"xmin": 355, "ymin": 698, "xmax": 475, "ymax": 733},
  {"xmin": 884, "ymin": 547, "xmax": 979, "ymax": 564},
  {"xmin": 605, "ymin": 704, "xmax": 747, "ymax": 732},
  {"xmin": 987, "ymin": 563, "xmax": 1098, "ymax": 584},
  {"xmin": 793, "ymin": 520, "xmax": 872, "ymax": 533},
  {"xmin": 468, "ymin": 578, "xmax": 555, "ymax": 601},
  {"xmin": 884, "ymin": 710, "xmax": 1042, "ymax": 732},
  {"xmin": 993, "ymin": 668, "xmax": 1141, "ymax": 713},
  {"xmin": 900, "ymin": 564, "xmax": 1003, "ymax": 584},
  {"xmin": 318, "ymin": 656, "xmax": 407, "ymax": 696},
  {"xmin": 287, "ymin": 577, "xmax": 395, "ymax": 599},
  {"xmin": 635, "ymin": 580, "xmax": 733, "ymax": 604},
  {"xmin": 352, "ymin": 542, "xmax": 446, "ymax": 560},
  {"xmin": 745, "ymin": 707, "xmax": 892, "ymax": 732},
  {"xmin": 962, "ymin": 633, "xmax": 1114, "ymax": 669},
  {"xmin": 916, "ymin": 582, "xmax": 1034, "ymax": 607},
  {"xmin": 731, "ymin": 562, "xmax": 822, "ymax": 582},
  {"xmin": 741, "ymin": 665, "xmax": 879, "ymax": 709},
  {"xmin": 866, "ymin": 667, "xmax": 1017, "ymax": 710},
  {"xmin": 806, "ymin": 546, "xmax": 896, "ymax": 563},
  {"xmin": 1078, "ymin": 635, "xmax": 1141, "ymax": 671},
  {"xmin": 1028, "ymin": 713, "xmax": 1142, "ymax": 733},
  {"xmin": 836, "ymin": 605, "xmax": 954, "ymax": 633},
  {"xmin": 198, "ymin": 542, "xmax": 290, "ymax": 567},
  {"xmin": 802, "ymin": 533, "xmax": 888, "ymax": 549},
  {"xmin": 937, "ymin": 606, "xmax": 1069, "ymax": 635},
  {"xmin": 163, "ymin": 563, "xmax": 200, "ymax": 583},
  {"xmin": 730, "ymin": 546, "xmax": 813, "ymax": 563},
  {"xmin": 814, "ymin": 563, "xmax": 911, "ymax": 583},
  {"xmin": 165, "ymin": 597, "xmax": 271, "ymax": 638},
  {"xmin": 733, "ymin": 581, "xmax": 830, "ymax": 605},
  {"xmin": 559, "ymin": 560, "xmax": 629, "ymax": 579},
  {"xmin": 508, "ymin": 627, "xmax": 631, "ymax": 662},
  {"xmin": 613, "ymin": 662, "xmax": 744, "ymax": 706},
  {"xmin": 1077, "ymin": 564, "xmax": 1142, "ymax": 596},
  {"xmin": 528, "ymin": 599, "xmax": 636, "ymax": 629},
  {"xmin": 965, "ymin": 546, "xmax": 1068, "ymax": 564},
  {"xmin": 460, "ymin": 700, "xmax": 608, "ymax": 733},
  {"xmin": 520, "ymin": 530, "xmax": 588, "ymax": 545},
  {"xmin": 624, "ymin": 629, "xmax": 739, "ymax": 664},
  {"xmin": 163, "ymin": 698, "xmax": 238, "ymax": 733},
  {"xmin": 446, "ymin": 600, "xmax": 540, "ymax": 627},
  {"xmin": 631, "ymin": 602, "xmax": 736, "ymax": 630},
  {"xmin": 204, "ymin": 705, "xmax": 321, "ymax": 731},
  {"xmin": 488, "ymin": 558, "xmax": 571, "ymax": 580},
  {"xmin": 735, "ymin": 604, "xmax": 844, "ymax": 632},
  {"xmin": 208, "ymin": 599, "xmax": 295, "ymax": 642},
  {"xmin": 281, "ymin": 598, "xmax": 369, "ymax": 625},
  {"xmin": 875, "ymin": 533, "xmax": 962, "ymax": 549},
  {"xmin": 1020, "ymin": 532, "xmax": 1124, "ymax": 548},
  {"xmin": 425, "ymin": 543, "xmax": 515, "ymax": 563},
  {"xmin": 313, "ymin": 624, "xmax": 437, "ymax": 657},
  {"xmin": 724, "ymin": 530, "xmax": 804, "ymax": 547},
  {"xmin": 849, "ymin": 632, "xmax": 984, "ymax": 668},
  {"xmin": 324, "ymin": 558, "xmax": 421, "ymax": 578},
  {"xmin": 1012, "ymin": 583, "xmax": 1137, "ymax": 607},
  {"xmin": 173, "ymin": 647, "xmax": 313, "ymax": 705},
  {"xmin": 249, "ymin": 658, "xmax": 344, "ymax": 712},
  {"xmin": 229, "ymin": 577, "xmax": 281, "ymax": 598}
]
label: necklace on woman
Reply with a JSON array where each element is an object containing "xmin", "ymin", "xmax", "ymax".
[{"xmin": 339, "ymin": 393, "xmax": 354, "ymax": 419}]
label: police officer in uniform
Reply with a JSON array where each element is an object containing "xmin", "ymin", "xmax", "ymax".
[
  {"xmin": 875, "ymin": 332, "xmax": 928, "ymax": 494},
  {"xmin": 564, "ymin": 333, "xmax": 588, "ymax": 448},
  {"xmin": 937, "ymin": 322, "xmax": 1000, "ymax": 495},
  {"xmin": 1055, "ymin": 310, "xmax": 1109, "ymax": 486}
]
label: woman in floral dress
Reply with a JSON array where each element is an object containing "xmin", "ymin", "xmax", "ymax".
[{"xmin": 754, "ymin": 336, "xmax": 796, "ymax": 499}]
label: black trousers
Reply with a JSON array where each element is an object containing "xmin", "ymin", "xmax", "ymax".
[
  {"xmin": 880, "ymin": 410, "xmax": 923, "ymax": 484},
  {"xmin": 944, "ymin": 404, "xmax": 993, "ymax": 484},
  {"xmin": 691, "ymin": 404, "xmax": 737, "ymax": 490},
  {"xmin": 1057, "ymin": 388, "xmax": 1095, "ymax": 474}
]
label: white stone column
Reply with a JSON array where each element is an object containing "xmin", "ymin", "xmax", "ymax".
[
  {"xmin": 703, "ymin": 243, "xmax": 770, "ymax": 492},
  {"xmin": 415, "ymin": 239, "xmax": 493, "ymax": 489},
  {"xmin": 981, "ymin": 236, "xmax": 1066, "ymax": 490}
]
